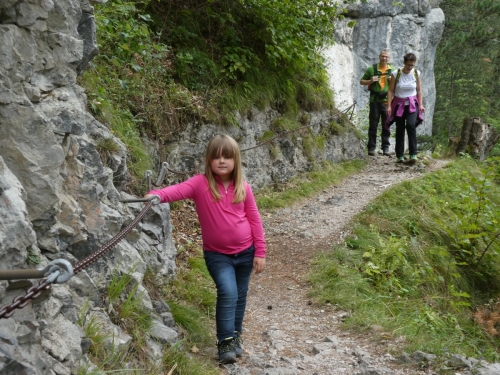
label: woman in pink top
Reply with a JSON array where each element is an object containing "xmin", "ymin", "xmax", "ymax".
[{"xmin": 146, "ymin": 134, "xmax": 266, "ymax": 364}]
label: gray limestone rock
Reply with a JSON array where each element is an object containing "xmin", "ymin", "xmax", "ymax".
[
  {"xmin": 150, "ymin": 320, "xmax": 178, "ymax": 345},
  {"xmin": 324, "ymin": 1, "xmax": 445, "ymax": 139}
]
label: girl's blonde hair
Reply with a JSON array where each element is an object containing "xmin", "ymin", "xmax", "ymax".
[{"xmin": 204, "ymin": 134, "xmax": 246, "ymax": 203}]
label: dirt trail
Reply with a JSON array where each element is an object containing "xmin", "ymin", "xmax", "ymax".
[{"xmin": 225, "ymin": 155, "xmax": 448, "ymax": 375}]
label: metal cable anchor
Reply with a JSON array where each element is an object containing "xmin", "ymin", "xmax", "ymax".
[
  {"xmin": 120, "ymin": 195, "xmax": 160, "ymax": 204},
  {"xmin": 145, "ymin": 170, "xmax": 152, "ymax": 191},
  {"xmin": 0, "ymin": 259, "xmax": 74, "ymax": 283},
  {"xmin": 155, "ymin": 162, "xmax": 169, "ymax": 186}
]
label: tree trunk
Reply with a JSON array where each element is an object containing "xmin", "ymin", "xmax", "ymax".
[
  {"xmin": 447, "ymin": 70, "xmax": 455, "ymax": 139},
  {"xmin": 456, "ymin": 117, "xmax": 500, "ymax": 161}
]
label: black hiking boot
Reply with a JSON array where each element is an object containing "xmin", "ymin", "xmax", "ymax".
[
  {"xmin": 217, "ymin": 338, "xmax": 236, "ymax": 364},
  {"xmin": 234, "ymin": 331, "xmax": 243, "ymax": 357}
]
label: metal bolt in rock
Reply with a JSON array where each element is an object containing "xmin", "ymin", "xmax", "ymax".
[{"xmin": 0, "ymin": 258, "xmax": 73, "ymax": 283}]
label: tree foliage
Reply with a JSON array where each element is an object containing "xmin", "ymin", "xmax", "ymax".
[
  {"xmin": 146, "ymin": 0, "xmax": 353, "ymax": 88},
  {"xmin": 433, "ymin": 0, "xmax": 500, "ymax": 144}
]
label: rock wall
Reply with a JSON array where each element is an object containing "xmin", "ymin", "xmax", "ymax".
[
  {"xmin": 324, "ymin": 0, "xmax": 445, "ymax": 137},
  {"xmin": 158, "ymin": 109, "xmax": 364, "ymax": 190},
  {"xmin": 0, "ymin": 0, "xmax": 440, "ymax": 373},
  {"xmin": 0, "ymin": 0, "xmax": 178, "ymax": 373}
]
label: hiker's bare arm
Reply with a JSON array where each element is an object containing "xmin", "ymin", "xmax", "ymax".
[
  {"xmin": 417, "ymin": 76, "xmax": 425, "ymax": 112},
  {"xmin": 386, "ymin": 75, "xmax": 396, "ymax": 115}
]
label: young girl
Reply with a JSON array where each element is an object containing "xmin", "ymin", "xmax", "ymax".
[{"xmin": 146, "ymin": 134, "xmax": 266, "ymax": 364}]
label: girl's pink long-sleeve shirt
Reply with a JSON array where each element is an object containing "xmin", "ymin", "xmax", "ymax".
[{"xmin": 148, "ymin": 174, "xmax": 266, "ymax": 258}]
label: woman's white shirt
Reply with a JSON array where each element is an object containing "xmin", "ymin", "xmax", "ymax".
[{"xmin": 392, "ymin": 69, "xmax": 420, "ymax": 103}]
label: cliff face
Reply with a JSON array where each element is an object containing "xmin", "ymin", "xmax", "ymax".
[
  {"xmin": 0, "ymin": 0, "xmax": 178, "ymax": 373},
  {"xmin": 323, "ymin": 0, "xmax": 445, "ymax": 136},
  {"xmin": 0, "ymin": 0, "xmax": 441, "ymax": 373}
]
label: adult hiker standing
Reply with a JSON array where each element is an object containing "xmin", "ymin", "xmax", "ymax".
[
  {"xmin": 360, "ymin": 50, "xmax": 394, "ymax": 156},
  {"xmin": 386, "ymin": 52, "xmax": 425, "ymax": 164}
]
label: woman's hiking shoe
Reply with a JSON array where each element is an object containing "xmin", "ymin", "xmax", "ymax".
[
  {"xmin": 396, "ymin": 157, "xmax": 404, "ymax": 163},
  {"xmin": 234, "ymin": 331, "xmax": 243, "ymax": 357},
  {"xmin": 217, "ymin": 338, "xmax": 236, "ymax": 364},
  {"xmin": 368, "ymin": 150, "xmax": 376, "ymax": 156},
  {"xmin": 408, "ymin": 155, "xmax": 417, "ymax": 164}
]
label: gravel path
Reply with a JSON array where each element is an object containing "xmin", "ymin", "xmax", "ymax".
[{"xmin": 219, "ymin": 155, "xmax": 449, "ymax": 375}]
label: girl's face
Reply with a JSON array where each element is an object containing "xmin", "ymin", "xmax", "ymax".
[{"xmin": 210, "ymin": 154, "xmax": 235, "ymax": 180}]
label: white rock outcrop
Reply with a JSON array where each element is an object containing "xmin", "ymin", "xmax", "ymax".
[{"xmin": 324, "ymin": 0, "xmax": 445, "ymax": 135}]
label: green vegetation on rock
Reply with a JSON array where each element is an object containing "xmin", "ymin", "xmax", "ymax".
[{"xmin": 79, "ymin": 0, "xmax": 358, "ymax": 184}]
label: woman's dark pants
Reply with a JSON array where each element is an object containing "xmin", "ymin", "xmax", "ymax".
[{"xmin": 395, "ymin": 105, "xmax": 418, "ymax": 158}]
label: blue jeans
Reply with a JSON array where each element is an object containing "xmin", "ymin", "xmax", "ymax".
[{"xmin": 204, "ymin": 245, "xmax": 255, "ymax": 342}]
